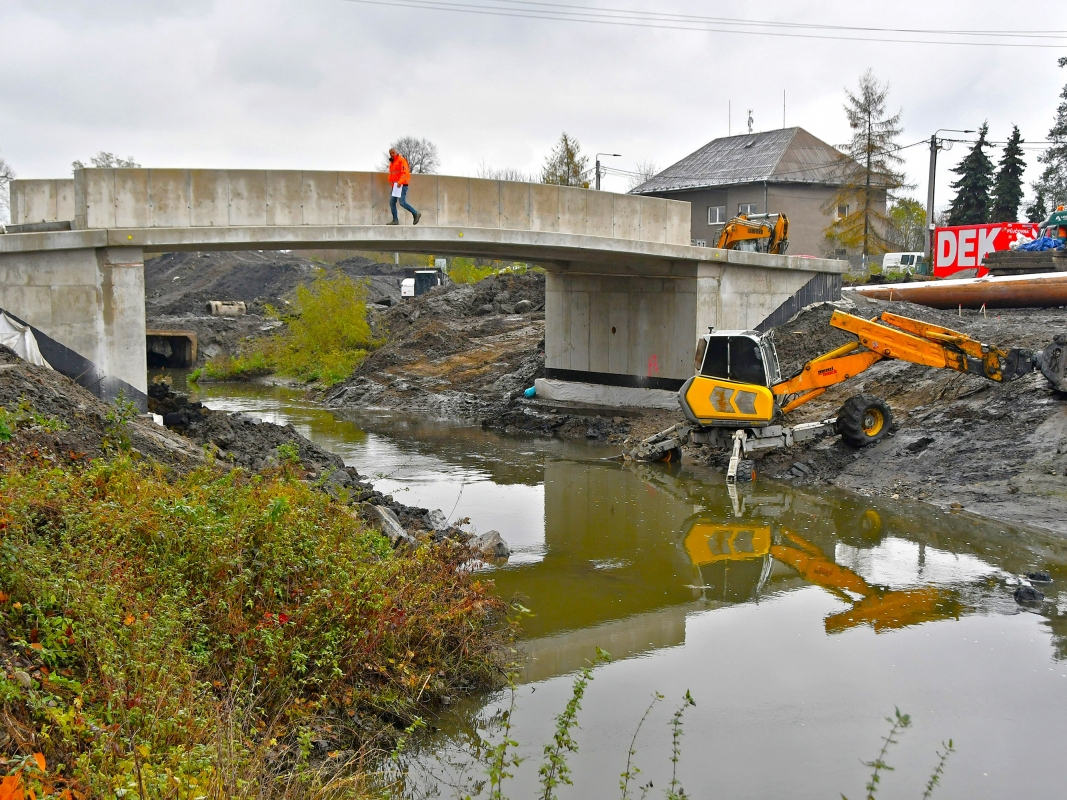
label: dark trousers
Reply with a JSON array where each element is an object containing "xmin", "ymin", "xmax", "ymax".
[{"xmin": 390, "ymin": 184, "xmax": 418, "ymax": 221}]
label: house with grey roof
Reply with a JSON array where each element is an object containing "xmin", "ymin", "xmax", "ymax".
[{"xmin": 631, "ymin": 127, "xmax": 884, "ymax": 258}]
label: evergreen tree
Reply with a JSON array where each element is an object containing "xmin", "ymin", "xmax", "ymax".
[
  {"xmin": 1026, "ymin": 191, "xmax": 1049, "ymax": 223},
  {"xmin": 541, "ymin": 133, "xmax": 591, "ymax": 188},
  {"xmin": 947, "ymin": 122, "xmax": 994, "ymax": 225},
  {"xmin": 1034, "ymin": 56, "xmax": 1067, "ymax": 207},
  {"xmin": 823, "ymin": 70, "xmax": 907, "ymax": 257},
  {"xmin": 989, "ymin": 125, "xmax": 1026, "ymax": 222}
]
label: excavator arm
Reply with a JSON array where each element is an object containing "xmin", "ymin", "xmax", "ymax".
[{"xmin": 770, "ymin": 309, "xmax": 1042, "ymax": 416}]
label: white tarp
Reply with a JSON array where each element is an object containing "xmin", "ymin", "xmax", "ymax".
[{"xmin": 0, "ymin": 312, "xmax": 52, "ymax": 369}]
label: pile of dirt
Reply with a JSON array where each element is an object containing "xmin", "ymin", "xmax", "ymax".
[
  {"xmin": 0, "ymin": 346, "xmax": 202, "ymax": 469},
  {"xmin": 720, "ymin": 293, "xmax": 1067, "ymax": 535},
  {"xmin": 146, "ymin": 251, "xmax": 405, "ymax": 316},
  {"xmin": 145, "ymin": 251, "xmax": 406, "ymax": 367},
  {"xmin": 324, "ymin": 271, "xmax": 547, "ymax": 418}
]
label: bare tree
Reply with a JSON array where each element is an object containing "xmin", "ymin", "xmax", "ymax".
[
  {"xmin": 0, "ymin": 151, "xmax": 14, "ymax": 224},
  {"xmin": 475, "ymin": 160, "xmax": 534, "ymax": 182},
  {"xmin": 627, "ymin": 159, "xmax": 660, "ymax": 191},
  {"xmin": 380, "ymin": 137, "xmax": 440, "ymax": 174},
  {"xmin": 72, "ymin": 152, "xmax": 141, "ymax": 172}
]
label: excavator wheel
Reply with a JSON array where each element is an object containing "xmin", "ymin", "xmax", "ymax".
[
  {"xmin": 653, "ymin": 446, "xmax": 684, "ymax": 464},
  {"xmin": 836, "ymin": 395, "xmax": 893, "ymax": 448}
]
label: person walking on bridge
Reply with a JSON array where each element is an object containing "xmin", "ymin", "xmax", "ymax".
[{"xmin": 387, "ymin": 148, "xmax": 421, "ymax": 225}]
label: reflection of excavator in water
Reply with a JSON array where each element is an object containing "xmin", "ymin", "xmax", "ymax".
[
  {"xmin": 683, "ymin": 515, "xmax": 962, "ymax": 634},
  {"xmin": 715, "ymin": 213, "xmax": 789, "ymax": 255},
  {"xmin": 626, "ymin": 308, "xmax": 1067, "ymax": 479}
]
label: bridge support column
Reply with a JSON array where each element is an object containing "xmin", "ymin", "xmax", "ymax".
[
  {"xmin": 0, "ymin": 245, "xmax": 146, "ymax": 400},
  {"xmin": 541, "ymin": 259, "xmax": 837, "ymax": 407}
]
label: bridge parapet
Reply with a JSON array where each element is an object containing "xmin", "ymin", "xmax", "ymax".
[{"xmin": 13, "ymin": 169, "xmax": 693, "ymax": 245}]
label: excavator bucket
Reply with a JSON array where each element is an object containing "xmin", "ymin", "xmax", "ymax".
[{"xmin": 1039, "ymin": 334, "xmax": 1067, "ymax": 393}]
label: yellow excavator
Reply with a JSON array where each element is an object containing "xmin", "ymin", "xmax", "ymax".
[
  {"xmin": 625, "ymin": 309, "xmax": 1067, "ymax": 478},
  {"xmin": 715, "ymin": 213, "xmax": 789, "ymax": 255}
]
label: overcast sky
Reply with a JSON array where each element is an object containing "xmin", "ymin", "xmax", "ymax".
[{"xmin": 1, "ymin": 0, "xmax": 1064, "ymax": 211}]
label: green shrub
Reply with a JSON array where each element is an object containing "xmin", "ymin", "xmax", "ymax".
[
  {"xmin": 204, "ymin": 271, "xmax": 377, "ymax": 386},
  {"xmin": 0, "ymin": 452, "xmax": 507, "ymax": 796}
]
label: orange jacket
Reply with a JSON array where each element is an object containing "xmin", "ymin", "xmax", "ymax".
[{"xmin": 388, "ymin": 153, "xmax": 411, "ymax": 186}]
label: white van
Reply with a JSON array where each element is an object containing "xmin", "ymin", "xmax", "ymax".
[
  {"xmin": 881, "ymin": 252, "xmax": 924, "ymax": 274},
  {"xmin": 400, "ymin": 278, "xmax": 415, "ymax": 298}
]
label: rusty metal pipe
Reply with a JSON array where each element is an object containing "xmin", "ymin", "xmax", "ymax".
[{"xmin": 850, "ymin": 273, "xmax": 1067, "ymax": 310}]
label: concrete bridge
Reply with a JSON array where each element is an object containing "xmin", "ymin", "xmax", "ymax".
[{"xmin": 2, "ymin": 168, "xmax": 846, "ymax": 406}]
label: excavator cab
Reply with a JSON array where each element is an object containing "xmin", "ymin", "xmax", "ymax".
[{"xmin": 682, "ymin": 330, "xmax": 783, "ymax": 427}]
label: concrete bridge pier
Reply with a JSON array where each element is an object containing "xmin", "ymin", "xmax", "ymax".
[{"xmin": 0, "ymin": 245, "xmax": 147, "ymax": 401}]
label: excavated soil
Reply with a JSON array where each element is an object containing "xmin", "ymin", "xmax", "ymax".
[
  {"xmin": 324, "ymin": 271, "xmax": 547, "ymax": 416},
  {"xmin": 145, "ymin": 251, "xmax": 406, "ymax": 366}
]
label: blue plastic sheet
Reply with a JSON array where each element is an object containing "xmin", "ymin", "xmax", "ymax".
[{"xmin": 1019, "ymin": 236, "xmax": 1065, "ymax": 252}]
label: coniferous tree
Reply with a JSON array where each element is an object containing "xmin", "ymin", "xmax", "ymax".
[
  {"xmin": 1026, "ymin": 191, "xmax": 1049, "ymax": 223},
  {"xmin": 989, "ymin": 126, "xmax": 1026, "ymax": 222},
  {"xmin": 1034, "ymin": 56, "xmax": 1067, "ymax": 207},
  {"xmin": 947, "ymin": 123, "xmax": 994, "ymax": 225},
  {"xmin": 541, "ymin": 133, "xmax": 591, "ymax": 188},
  {"xmin": 823, "ymin": 70, "xmax": 907, "ymax": 257}
]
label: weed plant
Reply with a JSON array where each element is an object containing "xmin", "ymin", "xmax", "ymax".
[
  {"xmin": 0, "ymin": 452, "xmax": 507, "ymax": 797},
  {"xmin": 205, "ymin": 271, "xmax": 378, "ymax": 386}
]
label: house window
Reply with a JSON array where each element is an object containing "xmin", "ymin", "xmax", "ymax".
[
  {"xmin": 836, "ymin": 204, "xmax": 849, "ymax": 220},
  {"xmin": 738, "ymin": 203, "xmax": 757, "ymax": 216},
  {"xmin": 708, "ymin": 205, "xmax": 727, "ymax": 225}
]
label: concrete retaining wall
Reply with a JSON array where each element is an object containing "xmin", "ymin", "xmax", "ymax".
[
  {"xmin": 0, "ymin": 246, "xmax": 146, "ymax": 396},
  {"xmin": 66, "ymin": 169, "xmax": 690, "ymax": 244},
  {"xmin": 10, "ymin": 179, "xmax": 76, "ymax": 225}
]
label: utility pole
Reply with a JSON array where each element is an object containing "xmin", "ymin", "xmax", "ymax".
[
  {"xmin": 595, "ymin": 153, "xmax": 621, "ymax": 190},
  {"xmin": 925, "ymin": 129, "xmax": 975, "ymax": 267},
  {"xmin": 924, "ymin": 134, "xmax": 938, "ymax": 265}
]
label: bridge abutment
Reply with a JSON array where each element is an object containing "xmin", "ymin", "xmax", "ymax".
[{"xmin": 0, "ymin": 245, "xmax": 146, "ymax": 400}]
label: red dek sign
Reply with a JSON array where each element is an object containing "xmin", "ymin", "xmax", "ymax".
[{"xmin": 934, "ymin": 223, "xmax": 1039, "ymax": 277}]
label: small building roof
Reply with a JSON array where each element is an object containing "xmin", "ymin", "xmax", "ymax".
[{"xmin": 632, "ymin": 127, "xmax": 851, "ymax": 194}]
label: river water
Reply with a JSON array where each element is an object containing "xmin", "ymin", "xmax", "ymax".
[{"xmin": 181, "ymin": 377, "xmax": 1067, "ymax": 800}]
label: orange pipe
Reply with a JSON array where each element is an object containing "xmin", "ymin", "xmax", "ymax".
[{"xmin": 851, "ymin": 273, "xmax": 1067, "ymax": 309}]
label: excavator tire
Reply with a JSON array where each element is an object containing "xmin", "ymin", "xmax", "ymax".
[
  {"xmin": 836, "ymin": 395, "xmax": 893, "ymax": 448},
  {"xmin": 653, "ymin": 446, "xmax": 684, "ymax": 464}
]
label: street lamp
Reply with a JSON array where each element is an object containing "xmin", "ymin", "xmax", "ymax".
[
  {"xmin": 925, "ymin": 129, "xmax": 976, "ymax": 264},
  {"xmin": 595, "ymin": 153, "xmax": 621, "ymax": 190}
]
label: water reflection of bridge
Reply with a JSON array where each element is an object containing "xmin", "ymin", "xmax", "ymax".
[{"xmin": 495, "ymin": 459, "xmax": 1067, "ymax": 683}]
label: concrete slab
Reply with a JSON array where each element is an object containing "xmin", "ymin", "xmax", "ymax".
[{"xmin": 534, "ymin": 378, "xmax": 680, "ymax": 410}]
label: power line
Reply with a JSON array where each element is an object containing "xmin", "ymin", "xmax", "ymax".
[
  {"xmin": 489, "ymin": 0, "xmax": 1067, "ymax": 39},
  {"xmin": 339, "ymin": 0, "xmax": 1067, "ymax": 47}
]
